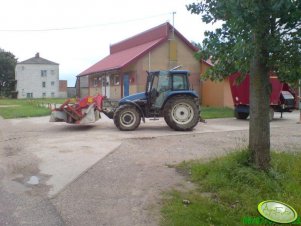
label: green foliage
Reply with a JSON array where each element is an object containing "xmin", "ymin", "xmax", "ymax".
[
  {"xmin": 161, "ymin": 151, "xmax": 301, "ymax": 226},
  {"xmin": 0, "ymin": 49, "xmax": 18, "ymax": 97},
  {"xmin": 187, "ymin": 0, "xmax": 301, "ymax": 83}
]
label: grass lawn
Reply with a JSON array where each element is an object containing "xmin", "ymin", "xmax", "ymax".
[
  {"xmin": 0, "ymin": 99, "xmax": 234, "ymax": 120},
  {"xmin": 0, "ymin": 98, "xmax": 67, "ymax": 119},
  {"xmin": 161, "ymin": 151, "xmax": 301, "ymax": 226},
  {"xmin": 201, "ymin": 106, "xmax": 234, "ymax": 119}
]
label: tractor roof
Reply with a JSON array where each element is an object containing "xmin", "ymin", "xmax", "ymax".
[{"xmin": 148, "ymin": 70, "xmax": 190, "ymax": 75}]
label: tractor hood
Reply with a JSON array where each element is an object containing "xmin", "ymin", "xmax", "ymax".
[{"xmin": 119, "ymin": 92, "xmax": 147, "ymax": 104}]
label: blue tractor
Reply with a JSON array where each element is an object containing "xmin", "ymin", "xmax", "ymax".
[{"xmin": 112, "ymin": 70, "xmax": 201, "ymax": 131}]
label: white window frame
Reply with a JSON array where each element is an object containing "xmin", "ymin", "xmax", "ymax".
[
  {"xmin": 113, "ymin": 75, "xmax": 120, "ymax": 86},
  {"xmin": 41, "ymin": 70, "xmax": 47, "ymax": 77}
]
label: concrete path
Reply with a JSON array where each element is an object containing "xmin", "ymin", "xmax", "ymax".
[
  {"xmin": 1, "ymin": 111, "xmax": 298, "ymax": 198},
  {"xmin": 0, "ymin": 111, "xmax": 300, "ymax": 225}
]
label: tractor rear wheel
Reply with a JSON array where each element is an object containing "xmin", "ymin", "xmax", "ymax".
[
  {"xmin": 113, "ymin": 105, "xmax": 141, "ymax": 131},
  {"xmin": 163, "ymin": 96, "xmax": 199, "ymax": 131}
]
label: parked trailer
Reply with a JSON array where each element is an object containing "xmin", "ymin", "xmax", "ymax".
[{"xmin": 229, "ymin": 72, "xmax": 296, "ymax": 120}]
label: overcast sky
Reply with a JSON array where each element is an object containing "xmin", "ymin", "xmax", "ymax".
[{"xmin": 0, "ymin": 0, "xmax": 216, "ymax": 86}]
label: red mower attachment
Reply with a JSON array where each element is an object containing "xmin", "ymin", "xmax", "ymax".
[{"xmin": 50, "ymin": 95, "xmax": 104, "ymax": 124}]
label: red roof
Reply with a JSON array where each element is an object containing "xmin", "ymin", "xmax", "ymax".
[{"xmin": 79, "ymin": 22, "xmax": 198, "ymax": 76}]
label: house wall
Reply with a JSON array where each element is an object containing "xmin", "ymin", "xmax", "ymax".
[
  {"xmin": 200, "ymin": 62, "xmax": 233, "ymax": 108},
  {"xmin": 223, "ymin": 78, "xmax": 234, "ymax": 108},
  {"xmin": 175, "ymin": 35, "xmax": 201, "ymax": 96},
  {"xmin": 15, "ymin": 63, "xmax": 59, "ymax": 99},
  {"xmin": 59, "ymin": 80, "xmax": 67, "ymax": 98},
  {"xmin": 109, "ymin": 74, "xmax": 122, "ymax": 99},
  {"xmin": 202, "ymin": 80, "xmax": 224, "ymax": 107},
  {"xmin": 89, "ymin": 76, "xmax": 101, "ymax": 97},
  {"xmin": 78, "ymin": 75, "xmax": 89, "ymax": 97},
  {"xmin": 129, "ymin": 34, "xmax": 201, "ymax": 96}
]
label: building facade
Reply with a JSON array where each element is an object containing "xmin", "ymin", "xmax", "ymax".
[
  {"xmin": 200, "ymin": 60, "xmax": 233, "ymax": 108},
  {"xmin": 15, "ymin": 53, "xmax": 59, "ymax": 99},
  {"xmin": 77, "ymin": 23, "xmax": 201, "ymax": 100},
  {"xmin": 59, "ymin": 80, "xmax": 67, "ymax": 98}
]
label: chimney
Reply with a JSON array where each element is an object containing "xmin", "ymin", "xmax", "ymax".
[{"xmin": 35, "ymin": 52, "xmax": 40, "ymax": 58}]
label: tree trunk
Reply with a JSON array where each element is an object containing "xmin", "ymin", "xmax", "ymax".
[{"xmin": 249, "ymin": 19, "xmax": 271, "ymax": 170}]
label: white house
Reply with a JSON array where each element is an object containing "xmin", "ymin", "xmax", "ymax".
[{"xmin": 15, "ymin": 53, "xmax": 59, "ymax": 98}]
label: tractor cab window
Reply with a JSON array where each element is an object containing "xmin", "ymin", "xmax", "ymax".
[
  {"xmin": 152, "ymin": 71, "xmax": 171, "ymax": 108},
  {"xmin": 149, "ymin": 71, "xmax": 170, "ymax": 93},
  {"xmin": 151, "ymin": 74, "xmax": 159, "ymax": 92},
  {"xmin": 156, "ymin": 71, "xmax": 171, "ymax": 93},
  {"xmin": 172, "ymin": 74, "xmax": 188, "ymax": 90}
]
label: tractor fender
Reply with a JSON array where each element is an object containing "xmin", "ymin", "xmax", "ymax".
[
  {"xmin": 121, "ymin": 100, "xmax": 146, "ymax": 123},
  {"xmin": 162, "ymin": 92, "xmax": 199, "ymax": 109}
]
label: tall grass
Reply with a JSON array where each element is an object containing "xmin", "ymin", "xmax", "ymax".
[{"xmin": 161, "ymin": 150, "xmax": 301, "ymax": 226}]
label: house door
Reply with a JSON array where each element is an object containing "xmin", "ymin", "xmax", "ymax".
[
  {"xmin": 123, "ymin": 74, "xmax": 129, "ymax": 97},
  {"xmin": 102, "ymin": 75, "xmax": 110, "ymax": 98}
]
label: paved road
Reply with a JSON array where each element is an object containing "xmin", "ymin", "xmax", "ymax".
[{"xmin": 0, "ymin": 112, "xmax": 300, "ymax": 225}]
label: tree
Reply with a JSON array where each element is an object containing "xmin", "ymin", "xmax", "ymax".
[
  {"xmin": 0, "ymin": 49, "xmax": 18, "ymax": 97},
  {"xmin": 187, "ymin": 0, "xmax": 301, "ymax": 170}
]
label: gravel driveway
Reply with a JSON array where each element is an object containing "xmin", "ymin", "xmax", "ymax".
[{"xmin": 0, "ymin": 112, "xmax": 300, "ymax": 225}]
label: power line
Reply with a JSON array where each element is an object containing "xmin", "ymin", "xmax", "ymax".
[{"xmin": 0, "ymin": 12, "xmax": 171, "ymax": 32}]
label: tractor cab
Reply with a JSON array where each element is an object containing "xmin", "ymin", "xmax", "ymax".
[{"xmin": 146, "ymin": 70, "xmax": 190, "ymax": 109}]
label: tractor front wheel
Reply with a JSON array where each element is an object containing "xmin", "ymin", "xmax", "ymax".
[
  {"xmin": 113, "ymin": 105, "xmax": 141, "ymax": 131},
  {"xmin": 163, "ymin": 96, "xmax": 199, "ymax": 131}
]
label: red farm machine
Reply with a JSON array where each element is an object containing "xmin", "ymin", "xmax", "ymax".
[
  {"xmin": 49, "ymin": 95, "xmax": 111, "ymax": 124},
  {"xmin": 229, "ymin": 72, "xmax": 296, "ymax": 120}
]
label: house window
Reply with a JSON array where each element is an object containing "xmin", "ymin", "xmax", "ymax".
[
  {"xmin": 51, "ymin": 92, "xmax": 55, "ymax": 97},
  {"xmin": 102, "ymin": 77, "xmax": 108, "ymax": 86},
  {"xmin": 26, "ymin": 93, "xmax": 33, "ymax": 98},
  {"xmin": 113, "ymin": 75, "xmax": 120, "ymax": 85},
  {"xmin": 51, "ymin": 70, "xmax": 55, "ymax": 75},
  {"xmin": 42, "ymin": 92, "xmax": 46, "ymax": 97},
  {"xmin": 41, "ymin": 70, "xmax": 47, "ymax": 77},
  {"xmin": 93, "ymin": 78, "xmax": 98, "ymax": 87},
  {"xmin": 51, "ymin": 81, "xmax": 55, "ymax": 86},
  {"xmin": 42, "ymin": 81, "xmax": 46, "ymax": 88}
]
